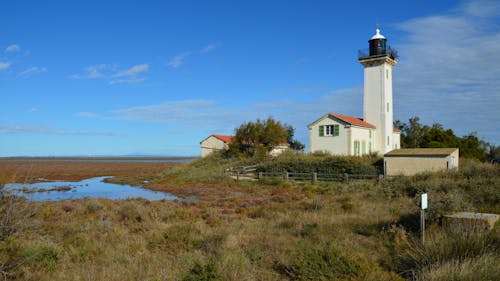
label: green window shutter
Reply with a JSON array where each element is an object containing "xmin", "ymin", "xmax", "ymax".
[
  {"xmin": 319, "ymin": 125, "xmax": 324, "ymax": 137},
  {"xmin": 334, "ymin": 124, "xmax": 339, "ymax": 136}
]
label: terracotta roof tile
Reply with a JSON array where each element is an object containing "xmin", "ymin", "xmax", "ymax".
[
  {"xmin": 330, "ymin": 113, "xmax": 376, "ymax": 129},
  {"xmin": 212, "ymin": 134, "xmax": 235, "ymax": 143},
  {"xmin": 385, "ymin": 148, "xmax": 458, "ymax": 157}
]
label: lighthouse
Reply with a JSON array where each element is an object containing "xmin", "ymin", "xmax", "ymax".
[{"xmin": 359, "ymin": 28, "xmax": 399, "ymax": 154}]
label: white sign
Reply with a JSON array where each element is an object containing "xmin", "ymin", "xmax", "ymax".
[{"xmin": 421, "ymin": 193, "xmax": 428, "ymax": 210}]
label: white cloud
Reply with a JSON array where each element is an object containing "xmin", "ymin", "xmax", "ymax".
[
  {"xmin": 168, "ymin": 52, "xmax": 190, "ymax": 68},
  {"xmin": 71, "ymin": 63, "xmax": 148, "ymax": 85},
  {"xmin": 0, "ymin": 62, "xmax": 10, "ymax": 71},
  {"xmin": 70, "ymin": 64, "xmax": 108, "ymax": 79},
  {"xmin": 0, "ymin": 123, "xmax": 117, "ymax": 136},
  {"xmin": 26, "ymin": 108, "xmax": 39, "ymax": 113},
  {"xmin": 18, "ymin": 66, "xmax": 47, "ymax": 77},
  {"xmin": 76, "ymin": 112, "xmax": 102, "ymax": 118},
  {"xmin": 200, "ymin": 44, "xmax": 216, "ymax": 54},
  {"xmin": 393, "ymin": 0, "xmax": 500, "ymax": 142},
  {"xmin": 5, "ymin": 44, "xmax": 20, "ymax": 52},
  {"xmin": 461, "ymin": 0, "xmax": 500, "ymax": 17},
  {"xmin": 109, "ymin": 77, "xmax": 146, "ymax": 85},
  {"xmin": 113, "ymin": 64, "xmax": 149, "ymax": 78}
]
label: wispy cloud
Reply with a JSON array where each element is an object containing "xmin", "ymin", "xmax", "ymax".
[
  {"xmin": 71, "ymin": 63, "xmax": 148, "ymax": 84},
  {"xmin": 18, "ymin": 66, "xmax": 47, "ymax": 77},
  {"xmin": 70, "ymin": 64, "xmax": 108, "ymax": 79},
  {"xmin": 5, "ymin": 44, "xmax": 20, "ymax": 53},
  {"xmin": 26, "ymin": 108, "xmax": 39, "ymax": 113},
  {"xmin": 112, "ymin": 64, "xmax": 149, "ymax": 78},
  {"xmin": 0, "ymin": 123, "xmax": 117, "ymax": 136},
  {"xmin": 0, "ymin": 62, "xmax": 10, "ymax": 71},
  {"xmin": 76, "ymin": 112, "xmax": 102, "ymax": 118},
  {"xmin": 168, "ymin": 52, "xmax": 190, "ymax": 68},
  {"xmin": 200, "ymin": 44, "xmax": 216, "ymax": 54},
  {"xmin": 393, "ymin": 0, "xmax": 500, "ymax": 142}
]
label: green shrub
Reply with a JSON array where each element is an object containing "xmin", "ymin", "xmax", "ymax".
[
  {"xmin": 275, "ymin": 241, "xmax": 360, "ymax": 280},
  {"xmin": 183, "ymin": 258, "xmax": 218, "ymax": 281},
  {"xmin": 257, "ymin": 153, "xmax": 379, "ymax": 175}
]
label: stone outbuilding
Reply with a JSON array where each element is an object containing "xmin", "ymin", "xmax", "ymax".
[
  {"xmin": 384, "ymin": 148, "xmax": 459, "ymax": 176},
  {"xmin": 200, "ymin": 134, "xmax": 234, "ymax": 158},
  {"xmin": 200, "ymin": 134, "xmax": 289, "ymax": 157}
]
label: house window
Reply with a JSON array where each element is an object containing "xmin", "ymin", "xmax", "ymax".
[
  {"xmin": 369, "ymin": 130, "xmax": 372, "ymax": 138},
  {"xmin": 354, "ymin": 140, "xmax": 360, "ymax": 156},
  {"xmin": 362, "ymin": 141, "xmax": 366, "ymax": 155},
  {"xmin": 320, "ymin": 124, "xmax": 339, "ymax": 137},
  {"xmin": 369, "ymin": 142, "xmax": 372, "ymax": 154}
]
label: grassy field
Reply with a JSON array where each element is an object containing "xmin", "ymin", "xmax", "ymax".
[{"xmin": 0, "ymin": 157, "xmax": 498, "ymax": 280}]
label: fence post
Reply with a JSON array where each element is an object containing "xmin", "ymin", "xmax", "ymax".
[
  {"xmin": 284, "ymin": 171, "xmax": 289, "ymax": 181},
  {"xmin": 378, "ymin": 174, "xmax": 384, "ymax": 181},
  {"xmin": 344, "ymin": 173, "xmax": 349, "ymax": 183},
  {"xmin": 312, "ymin": 172, "xmax": 317, "ymax": 183},
  {"xmin": 258, "ymin": 172, "xmax": 263, "ymax": 180},
  {"xmin": 236, "ymin": 171, "xmax": 240, "ymax": 181}
]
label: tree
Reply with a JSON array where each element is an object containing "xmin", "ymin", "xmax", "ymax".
[
  {"xmin": 396, "ymin": 116, "xmax": 488, "ymax": 160},
  {"xmin": 232, "ymin": 117, "xmax": 303, "ymax": 156},
  {"xmin": 284, "ymin": 124, "xmax": 305, "ymax": 151}
]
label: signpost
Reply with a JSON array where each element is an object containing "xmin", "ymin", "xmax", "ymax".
[{"xmin": 421, "ymin": 193, "xmax": 428, "ymax": 245}]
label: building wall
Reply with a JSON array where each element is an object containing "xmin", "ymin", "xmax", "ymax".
[
  {"xmin": 200, "ymin": 136, "xmax": 228, "ymax": 157},
  {"xmin": 269, "ymin": 145, "xmax": 289, "ymax": 157},
  {"xmin": 309, "ymin": 116, "xmax": 350, "ymax": 155},
  {"xmin": 384, "ymin": 150, "xmax": 459, "ymax": 176},
  {"xmin": 392, "ymin": 132, "xmax": 401, "ymax": 150},
  {"xmin": 349, "ymin": 127, "xmax": 375, "ymax": 156},
  {"xmin": 362, "ymin": 58, "xmax": 396, "ymax": 155}
]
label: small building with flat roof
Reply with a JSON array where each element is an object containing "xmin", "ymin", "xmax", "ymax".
[{"xmin": 384, "ymin": 148, "xmax": 459, "ymax": 176}]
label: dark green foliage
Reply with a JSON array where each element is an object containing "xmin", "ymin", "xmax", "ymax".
[
  {"xmin": 275, "ymin": 241, "xmax": 360, "ymax": 280},
  {"xmin": 257, "ymin": 153, "xmax": 379, "ymax": 175},
  {"xmin": 396, "ymin": 116, "xmax": 489, "ymax": 160},
  {"xmin": 183, "ymin": 259, "xmax": 218, "ymax": 281},
  {"xmin": 234, "ymin": 117, "xmax": 290, "ymax": 155}
]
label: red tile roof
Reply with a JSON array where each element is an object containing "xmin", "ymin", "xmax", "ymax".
[
  {"xmin": 212, "ymin": 134, "xmax": 235, "ymax": 143},
  {"xmin": 393, "ymin": 127, "xmax": 401, "ymax": 133},
  {"xmin": 330, "ymin": 113, "xmax": 376, "ymax": 129}
]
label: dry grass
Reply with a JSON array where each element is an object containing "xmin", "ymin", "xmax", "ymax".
[
  {"xmin": 0, "ymin": 159, "xmax": 176, "ymax": 183},
  {"xmin": 0, "ymin": 157, "xmax": 498, "ymax": 280}
]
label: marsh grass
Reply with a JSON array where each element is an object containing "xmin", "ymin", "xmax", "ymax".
[{"xmin": 0, "ymin": 158, "xmax": 498, "ymax": 280}]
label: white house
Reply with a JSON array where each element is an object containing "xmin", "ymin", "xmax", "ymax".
[
  {"xmin": 200, "ymin": 134, "xmax": 289, "ymax": 157},
  {"xmin": 309, "ymin": 28, "xmax": 401, "ymax": 156},
  {"xmin": 200, "ymin": 134, "xmax": 234, "ymax": 157}
]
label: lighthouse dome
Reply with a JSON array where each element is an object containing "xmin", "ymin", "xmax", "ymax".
[{"xmin": 371, "ymin": 28, "xmax": 386, "ymax": 40}]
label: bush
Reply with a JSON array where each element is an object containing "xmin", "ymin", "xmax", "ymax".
[
  {"xmin": 395, "ymin": 229, "xmax": 499, "ymax": 280},
  {"xmin": 257, "ymin": 153, "xmax": 379, "ymax": 175},
  {"xmin": 275, "ymin": 241, "xmax": 360, "ymax": 280}
]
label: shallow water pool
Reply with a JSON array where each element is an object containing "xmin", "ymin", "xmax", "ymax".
[{"xmin": 4, "ymin": 176, "xmax": 180, "ymax": 201}]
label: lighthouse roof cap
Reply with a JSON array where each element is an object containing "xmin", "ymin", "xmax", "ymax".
[{"xmin": 370, "ymin": 28, "xmax": 386, "ymax": 40}]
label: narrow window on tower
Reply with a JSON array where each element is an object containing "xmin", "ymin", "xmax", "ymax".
[
  {"xmin": 386, "ymin": 69, "xmax": 389, "ymax": 79},
  {"xmin": 387, "ymin": 102, "xmax": 390, "ymax": 112},
  {"xmin": 387, "ymin": 136, "xmax": 390, "ymax": 146}
]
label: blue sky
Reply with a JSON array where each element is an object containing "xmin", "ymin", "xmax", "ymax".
[{"xmin": 1, "ymin": 0, "xmax": 499, "ymax": 156}]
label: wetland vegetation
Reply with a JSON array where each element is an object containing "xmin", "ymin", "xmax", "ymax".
[{"xmin": 0, "ymin": 155, "xmax": 498, "ymax": 280}]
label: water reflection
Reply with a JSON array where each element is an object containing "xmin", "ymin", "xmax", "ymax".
[{"xmin": 4, "ymin": 176, "xmax": 180, "ymax": 202}]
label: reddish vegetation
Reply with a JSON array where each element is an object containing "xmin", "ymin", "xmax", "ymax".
[{"xmin": 0, "ymin": 160, "xmax": 175, "ymax": 183}]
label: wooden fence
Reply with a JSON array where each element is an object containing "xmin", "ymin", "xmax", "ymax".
[{"xmin": 225, "ymin": 165, "xmax": 383, "ymax": 183}]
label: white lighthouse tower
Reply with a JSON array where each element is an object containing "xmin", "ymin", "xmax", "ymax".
[{"xmin": 359, "ymin": 28, "xmax": 399, "ymax": 155}]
